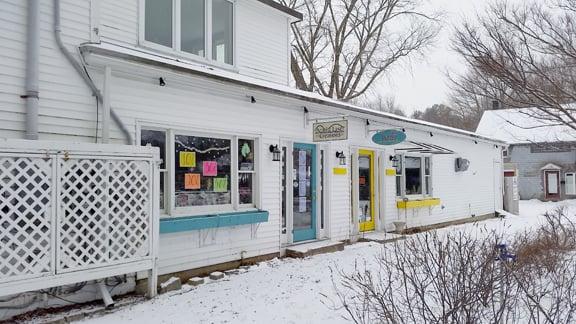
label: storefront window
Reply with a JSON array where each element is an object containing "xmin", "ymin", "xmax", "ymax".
[
  {"xmin": 405, "ymin": 156, "xmax": 422, "ymax": 195},
  {"xmin": 238, "ymin": 139, "xmax": 254, "ymax": 204},
  {"xmin": 174, "ymin": 134, "xmax": 231, "ymax": 207},
  {"xmin": 141, "ymin": 129, "xmax": 167, "ymax": 210}
]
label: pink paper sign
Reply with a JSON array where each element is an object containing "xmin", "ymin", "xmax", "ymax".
[{"xmin": 203, "ymin": 161, "xmax": 218, "ymax": 176}]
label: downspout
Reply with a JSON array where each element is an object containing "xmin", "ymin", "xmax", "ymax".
[
  {"xmin": 25, "ymin": 0, "xmax": 40, "ymax": 140},
  {"xmin": 53, "ymin": 0, "xmax": 133, "ymax": 144}
]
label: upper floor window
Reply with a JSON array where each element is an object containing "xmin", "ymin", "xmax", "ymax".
[{"xmin": 142, "ymin": 0, "xmax": 234, "ymax": 66}]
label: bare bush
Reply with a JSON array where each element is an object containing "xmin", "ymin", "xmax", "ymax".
[{"xmin": 330, "ymin": 209, "xmax": 576, "ymax": 323}]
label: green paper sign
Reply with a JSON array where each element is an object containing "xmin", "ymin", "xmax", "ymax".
[{"xmin": 213, "ymin": 178, "xmax": 228, "ymax": 192}]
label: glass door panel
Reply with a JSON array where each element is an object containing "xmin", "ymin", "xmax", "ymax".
[
  {"xmin": 358, "ymin": 150, "xmax": 375, "ymax": 232},
  {"xmin": 292, "ymin": 143, "xmax": 316, "ymax": 242}
]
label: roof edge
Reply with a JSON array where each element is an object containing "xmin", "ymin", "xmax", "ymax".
[
  {"xmin": 255, "ymin": 0, "xmax": 303, "ymax": 20},
  {"xmin": 80, "ymin": 43, "xmax": 506, "ymax": 145}
]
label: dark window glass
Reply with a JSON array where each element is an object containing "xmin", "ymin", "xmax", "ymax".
[
  {"xmin": 141, "ymin": 129, "xmax": 167, "ymax": 209},
  {"xmin": 238, "ymin": 139, "xmax": 254, "ymax": 171},
  {"xmin": 145, "ymin": 0, "xmax": 173, "ymax": 47},
  {"xmin": 181, "ymin": 0, "xmax": 205, "ymax": 56},
  {"xmin": 174, "ymin": 134, "xmax": 231, "ymax": 207},
  {"xmin": 239, "ymin": 173, "xmax": 253, "ymax": 204},
  {"xmin": 405, "ymin": 156, "xmax": 422, "ymax": 195},
  {"xmin": 212, "ymin": 0, "xmax": 233, "ymax": 64},
  {"xmin": 141, "ymin": 129, "xmax": 166, "ymax": 169}
]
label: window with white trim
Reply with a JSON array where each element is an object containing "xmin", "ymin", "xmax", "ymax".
[
  {"xmin": 566, "ymin": 173, "xmax": 576, "ymax": 195},
  {"xmin": 142, "ymin": 0, "xmax": 235, "ymax": 66},
  {"xmin": 394, "ymin": 154, "xmax": 432, "ymax": 197},
  {"xmin": 140, "ymin": 128, "xmax": 258, "ymax": 216}
]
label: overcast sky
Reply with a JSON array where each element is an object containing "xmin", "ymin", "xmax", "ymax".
[{"xmin": 376, "ymin": 0, "xmax": 489, "ymax": 115}]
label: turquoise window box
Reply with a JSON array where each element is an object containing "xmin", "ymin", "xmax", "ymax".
[{"xmin": 160, "ymin": 210, "xmax": 269, "ymax": 234}]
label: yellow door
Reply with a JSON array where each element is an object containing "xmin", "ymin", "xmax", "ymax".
[{"xmin": 358, "ymin": 149, "xmax": 375, "ymax": 232}]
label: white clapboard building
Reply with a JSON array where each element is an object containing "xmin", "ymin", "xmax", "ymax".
[{"xmin": 0, "ymin": 0, "xmax": 504, "ymax": 318}]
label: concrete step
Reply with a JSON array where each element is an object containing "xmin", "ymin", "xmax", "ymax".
[
  {"xmin": 286, "ymin": 240, "xmax": 345, "ymax": 258},
  {"xmin": 358, "ymin": 231, "xmax": 405, "ymax": 244}
]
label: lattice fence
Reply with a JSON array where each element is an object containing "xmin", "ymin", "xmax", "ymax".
[{"xmin": 0, "ymin": 141, "xmax": 159, "ymax": 297}]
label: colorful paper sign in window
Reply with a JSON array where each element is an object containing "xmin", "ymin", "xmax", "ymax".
[
  {"xmin": 213, "ymin": 178, "xmax": 228, "ymax": 192},
  {"xmin": 179, "ymin": 151, "xmax": 196, "ymax": 168},
  {"xmin": 184, "ymin": 173, "xmax": 201, "ymax": 190},
  {"xmin": 203, "ymin": 161, "xmax": 218, "ymax": 176}
]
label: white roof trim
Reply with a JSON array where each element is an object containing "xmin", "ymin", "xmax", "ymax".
[
  {"xmin": 80, "ymin": 43, "xmax": 506, "ymax": 144},
  {"xmin": 541, "ymin": 163, "xmax": 562, "ymax": 170}
]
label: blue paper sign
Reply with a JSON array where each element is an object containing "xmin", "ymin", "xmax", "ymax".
[{"xmin": 372, "ymin": 130, "xmax": 406, "ymax": 145}]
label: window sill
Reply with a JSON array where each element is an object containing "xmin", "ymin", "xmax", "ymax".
[
  {"xmin": 138, "ymin": 42, "xmax": 239, "ymax": 74},
  {"xmin": 159, "ymin": 210, "xmax": 269, "ymax": 234},
  {"xmin": 397, "ymin": 198, "xmax": 440, "ymax": 209}
]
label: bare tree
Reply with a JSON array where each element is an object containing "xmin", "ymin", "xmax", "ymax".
[
  {"xmin": 363, "ymin": 94, "xmax": 407, "ymax": 116},
  {"xmin": 452, "ymin": 0, "xmax": 576, "ymax": 130},
  {"xmin": 281, "ymin": 0, "xmax": 441, "ymax": 101}
]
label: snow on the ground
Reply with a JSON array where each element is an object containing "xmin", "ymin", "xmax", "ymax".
[{"xmin": 76, "ymin": 200, "xmax": 576, "ymax": 324}]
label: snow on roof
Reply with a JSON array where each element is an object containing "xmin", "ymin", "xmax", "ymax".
[
  {"xmin": 81, "ymin": 43, "xmax": 505, "ymax": 144},
  {"xmin": 476, "ymin": 108, "xmax": 576, "ymax": 144}
]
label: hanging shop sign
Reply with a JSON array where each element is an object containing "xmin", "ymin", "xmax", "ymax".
[
  {"xmin": 372, "ymin": 129, "xmax": 406, "ymax": 145},
  {"xmin": 313, "ymin": 120, "xmax": 348, "ymax": 142}
]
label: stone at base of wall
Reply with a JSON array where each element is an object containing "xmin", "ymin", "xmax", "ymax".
[
  {"xmin": 135, "ymin": 252, "xmax": 280, "ymax": 295},
  {"xmin": 401, "ymin": 213, "xmax": 496, "ymax": 234}
]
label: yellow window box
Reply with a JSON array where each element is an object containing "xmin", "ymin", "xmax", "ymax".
[{"xmin": 397, "ymin": 198, "xmax": 441, "ymax": 209}]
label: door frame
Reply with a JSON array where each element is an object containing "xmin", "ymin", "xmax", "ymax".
[
  {"xmin": 358, "ymin": 149, "xmax": 376, "ymax": 232},
  {"xmin": 544, "ymin": 170, "xmax": 560, "ymax": 200},
  {"xmin": 291, "ymin": 142, "xmax": 318, "ymax": 243}
]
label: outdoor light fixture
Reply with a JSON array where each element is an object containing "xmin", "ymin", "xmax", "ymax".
[
  {"xmin": 250, "ymin": 96, "xmax": 256, "ymax": 103},
  {"xmin": 159, "ymin": 77, "xmax": 166, "ymax": 86},
  {"xmin": 402, "ymin": 128, "xmax": 406, "ymax": 132},
  {"xmin": 389, "ymin": 155, "xmax": 400, "ymax": 168},
  {"xmin": 335, "ymin": 151, "xmax": 346, "ymax": 166},
  {"xmin": 269, "ymin": 144, "xmax": 281, "ymax": 162},
  {"xmin": 429, "ymin": 132, "xmax": 433, "ymax": 137}
]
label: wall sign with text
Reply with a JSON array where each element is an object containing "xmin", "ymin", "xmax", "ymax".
[
  {"xmin": 371, "ymin": 129, "xmax": 406, "ymax": 145},
  {"xmin": 313, "ymin": 120, "xmax": 348, "ymax": 142}
]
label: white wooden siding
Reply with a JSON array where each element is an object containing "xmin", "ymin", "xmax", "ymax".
[
  {"xmin": 98, "ymin": 0, "xmax": 290, "ymax": 85},
  {"xmin": 0, "ymin": 0, "xmax": 503, "ymax": 277}
]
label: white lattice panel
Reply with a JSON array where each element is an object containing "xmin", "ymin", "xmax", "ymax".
[
  {"xmin": 0, "ymin": 140, "xmax": 160, "ymax": 299},
  {"xmin": 58, "ymin": 158, "xmax": 152, "ymax": 272},
  {"xmin": 0, "ymin": 156, "xmax": 53, "ymax": 283}
]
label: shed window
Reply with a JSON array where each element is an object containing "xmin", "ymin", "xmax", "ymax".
[
  {"xmin": 566, "ymin": 173, "xmax": 576, "ymax": 195},
  {"xmin": 142, "ymin": 0, "xmax": 235, "ymax": 66}
]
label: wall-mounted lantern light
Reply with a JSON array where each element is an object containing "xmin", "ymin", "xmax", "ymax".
[
  {"xmin": 159, "ymin": 77, "xmax": 166, "ymax": 86},
  {"xmin": 269, "ymin": 144, "xmax": 281, "ymax": 162},
  {"xmin": 389, "ymin": 155, "xmax": 400, "ymax": 168},
  {"xmin": 335, "ymin": 151, "xmax": 346, "ymax": 166}
]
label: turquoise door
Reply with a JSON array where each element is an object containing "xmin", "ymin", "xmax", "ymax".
[{"xmin": 292, "ymin": 143, "xmax": 317, "ymax": 242}]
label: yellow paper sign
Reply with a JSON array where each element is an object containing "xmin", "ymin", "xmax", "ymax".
[
  {"xmin": 184, "ymin": 173, "xmax": 201, "ymax": 190},
  {"xmin": 179, "ymin": 151, "xmax": 196, "ymax": 168},
  {"xmin": 213, "ymin": 178, "xmax": 228, "ymax": 192}
]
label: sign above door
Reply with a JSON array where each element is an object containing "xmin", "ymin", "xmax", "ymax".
[
  {"xmin": 371, "ymin": 129, "xmax": 406, "ymax": 145},
  {"xmin": 313, "ymin": 120, "xmax": 348, "ymax": 142}
]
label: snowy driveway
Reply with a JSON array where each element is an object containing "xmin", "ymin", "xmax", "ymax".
[{"xmin": 79, "ymin": 200, "xmax": 576, "ymax": 324}]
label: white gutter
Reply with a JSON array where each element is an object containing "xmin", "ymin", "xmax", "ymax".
[
  {"xmin": 53, "ymin": 0, "xmax": 133, "ymax": 144},
  {"xmin": 24, "ymin": 0, "xmax": 40, "ymax": 140}
]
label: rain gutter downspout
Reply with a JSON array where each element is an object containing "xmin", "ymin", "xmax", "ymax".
[
  {"xmin": 53, "ymin": 0, "xmax": 133, "ymax": 144},
  {"xmin": 25, "ymin": 0, "xmax": 40, "ymax": 140}
]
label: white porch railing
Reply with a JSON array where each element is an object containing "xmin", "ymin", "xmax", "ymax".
[{"xmin": 0, "ymin": 139, "xmax": 159, "ymax": 297}]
